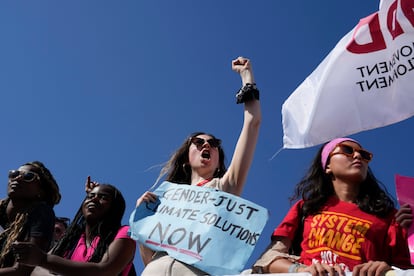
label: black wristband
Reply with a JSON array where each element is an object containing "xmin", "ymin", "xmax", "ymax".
[{"xmin": 235, "ymin": 83, "xmax": 260, "ymax": 104}]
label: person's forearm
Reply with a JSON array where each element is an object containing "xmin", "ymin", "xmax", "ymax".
[
  {"xmin": 240, "ymin": 67, "xmax": 255, "ymax": 86},
  {"xmin": 268, "ymin": 258, "xmax": 298, "ymax": 273},
  {"xmin": 40, "ymin": 255, "xmax": 112, "ymax": 276},
  {"xmin": 0, "ymin": 264, "xmax": 34, "ymax": 276}
]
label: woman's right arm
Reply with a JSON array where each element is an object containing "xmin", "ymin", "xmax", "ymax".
[
  {"xmin": 262, "ymin": 238, "xmax": 344, "ymax": 275},
  {"xmin": 252, "ymin": 236, "xmax": 294, "ymax": 273},
  {"xmin": 13, "ymin": 236, "xmax": 136, "ymax": 276},
  {"xmin": 0, "ymin": 265, "xmax": 34, "ymax": 276}
]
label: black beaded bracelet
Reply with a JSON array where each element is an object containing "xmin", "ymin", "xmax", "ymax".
[{"xmin": 235, "ymin": 83, "xmax": 260, "ymax": 104}]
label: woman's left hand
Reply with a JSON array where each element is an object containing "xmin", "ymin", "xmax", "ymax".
[
  {"xmin": 12, "ymin": 241, "xmax": 46, "ymax": 266},
  {"xmin": 352, "ymin": 261, "xmax": 391, "ymax": 276},
  {"xmin": 396, "ymin": 203, "xmax": 413, "ymax": 229},
  {"xmin": 136, "ymin": 191, "xmax": 158, "ymax": 207},
  {"xmin": 299, "ymin": 262, "xmax": 346, "ymax": 276}
]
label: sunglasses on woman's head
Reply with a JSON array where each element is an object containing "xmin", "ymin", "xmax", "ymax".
[
  {"xmin": 329, "ymin": 144, "xmax": 373, "ymax": 162},
  {"xmin": 190, "ymin": 137, "xmax": 221, "ymax": 148},
  {"xmin": 8, "ymin": 170, "xmax": 40, "ymax": 182}
]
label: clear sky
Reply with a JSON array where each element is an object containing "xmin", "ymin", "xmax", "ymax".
[{"xmin": 1, "ymin": 0, "xmax": 413, "ymax": 274}]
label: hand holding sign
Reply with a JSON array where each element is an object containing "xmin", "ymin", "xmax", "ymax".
[
  {"xmin": 136, "ymin": 191, "xmax": 158, "ymax": 207},
  {"xmin": 129, "ymin": 181, "xmax": 268, "ymax": 275},
  {"xmin": 395, "ymin": 203, "xmax": 413, "ymax": 229}
]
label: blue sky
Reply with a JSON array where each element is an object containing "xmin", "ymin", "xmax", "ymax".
[{"xmin": 1, "ymin": 0, "xmax": 413, "ymax": 273}]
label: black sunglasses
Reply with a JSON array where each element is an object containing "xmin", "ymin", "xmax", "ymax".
[
  {"xmin": 190, "ymin": 137, "xmax": 221, "ymax": 148},
  {"xmin": 8, "ymin": 170, "xmax": 40, "ymax": 182},
  {"xmin": 330, "ymin": 144, "xmax": 373, "ymax": 162}
]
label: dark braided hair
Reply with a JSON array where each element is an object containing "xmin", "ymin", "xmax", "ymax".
[
  {"xmin": 0, "ymin": 161, "xmax": 61, "ymax": 267},
  {"xmin": 51, "ymin": 184, "xmax": 126, "ymax": 264},
  {"xmin": 25, "ymin": 161, "xmax": 61, "ymax": 206},
  {"xmin": 0, "ymin": 199, "xmax": 29, "ymax": 267}
]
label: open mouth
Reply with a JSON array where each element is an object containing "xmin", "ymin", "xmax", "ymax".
[{"xmin": 201, "ymin": 150, "xmax": 211, "ymax": 159}]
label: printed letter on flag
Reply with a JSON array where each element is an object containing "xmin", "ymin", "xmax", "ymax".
[{"xmin": 282, "ymin": 0, "xmax": 414, "ymax": 149}]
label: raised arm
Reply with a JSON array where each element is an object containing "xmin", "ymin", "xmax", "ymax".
[{"xmin": 221, "ymin": 56, "xmax": 261, "ymax": 196}]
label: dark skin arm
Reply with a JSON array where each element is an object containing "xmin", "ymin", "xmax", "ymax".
[
  {"xmin": 0, "ymin": 236, "xmax": 48, "ymax": 276},
  {"xmin": 13, "ymin": 237, "xmax": 136, "ymax": 276}
]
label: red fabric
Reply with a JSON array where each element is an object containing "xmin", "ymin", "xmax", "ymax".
[
  {"xmin": 196, "ymin": 178, "xmax": 212, "ymax": 187},
  {"xmin": 70, "ymin": 225, "xmax": 134, "ymax": 275},
  {"xmin": 273, "ymin": 197, "xmax": 412, "ymax": 271}
]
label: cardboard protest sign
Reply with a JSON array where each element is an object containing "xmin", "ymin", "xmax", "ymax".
[
  {"xmin": 282, "ymin": 0, "xmax": 414, "ymax": 149},
  {"xmin": 395, "ymin": 174, "xmax": 414, "ymax": 264},
  {"xmin": 129, "ymin": 181, "xmax": 269, "ymax": 275}
]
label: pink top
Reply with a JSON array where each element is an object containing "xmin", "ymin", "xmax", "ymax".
[{"xmin": 70, "ymin": 225, "xmax": 135, "ymax": 275}]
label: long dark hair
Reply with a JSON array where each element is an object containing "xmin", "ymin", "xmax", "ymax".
[
  {"xmin": 155, "ymin": 132, "xmax": 227, "ymax": 185},
  {"xmin": 51, "ymin": 184, "xmax": 126, "ymax": 263},
  {"xmin": 27, "ymin": 161, "xmax": 61, "ymax": 206},
  {"xmin": 291, "ymin": 144, "xmax": 395, "ymax": 218},
  {"xmin": 0, "ymin": 161, "xmax": 61, "ymax": 267}
]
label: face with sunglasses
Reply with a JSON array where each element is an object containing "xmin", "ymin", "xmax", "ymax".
[
  {"xmin": 188, "ymin": 135, "xmax": 221, "ymax": 175},
  {"xmin": 326, "ymin": 141, "xmax": 373, "ymax": 181},
  {"xmin": 7, "ymin": 165, "xmax": 43, "ymax": 200}
]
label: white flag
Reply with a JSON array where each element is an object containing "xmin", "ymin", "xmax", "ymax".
[{"xmin": 282, "ymin": 0, "xmax": 414, "ymax": 149}]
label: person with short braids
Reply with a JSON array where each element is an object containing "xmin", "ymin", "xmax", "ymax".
[{"xmin": 0, "ymin": 161, "xmax": 61, "ymax": 275}]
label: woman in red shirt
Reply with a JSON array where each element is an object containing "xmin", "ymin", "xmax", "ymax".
[{"xmin": 253, "ymin": 137, "xmax": 412, "ymax": 275}]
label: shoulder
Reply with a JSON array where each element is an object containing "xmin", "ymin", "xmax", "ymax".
[
  {"xmin": 115, "ymin": 225, "xmax": 134, "ymax": 240},
  {"xmin": 294, "ymin": 200, "xmax": 304, "ymax": 208},
  {"xmin": 32, "ymin": 201, "xmax": 54, "ymax": 212},
  {"xmin": 118, "ymin": 225, "xmax": 130, "ymax": 234},
  {"xmin": 112, "ymin": 226, "xmax": 136, "ymax": 252},
  {"xmin": 287, "ymin": 200, "xmax": 304, "ymax": 214},
  {"xmin": 29, "ymin": 202, "xmax": 55, "ymax": 219}
]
